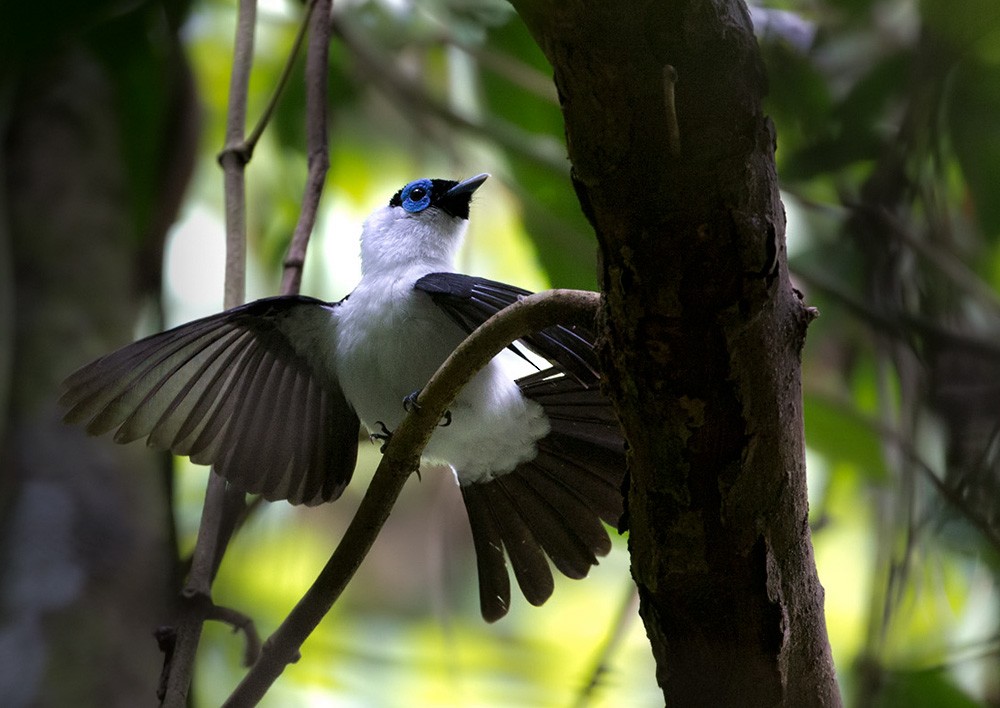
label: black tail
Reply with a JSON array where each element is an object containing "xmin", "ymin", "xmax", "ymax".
[{"xmin": 460, "ymin": 369, "xmax": 625, "ymax": 621}]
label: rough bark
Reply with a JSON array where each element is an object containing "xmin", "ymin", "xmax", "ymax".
[{"xmin": 511, "ymin": 1, "xmax": 840, "ymax": 705}]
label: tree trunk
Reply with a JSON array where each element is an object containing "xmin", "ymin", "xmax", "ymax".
[{"xmin": 511, "ymin": 1, "xmax": 840, "ymax": 705}]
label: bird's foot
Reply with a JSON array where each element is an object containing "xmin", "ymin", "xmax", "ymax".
[
  {"xmin": 370, "ymin": 421, "xmax": 393, "ymax": 453},
  {"xmin": 402, "ymin": 390, "xmax": 421, "ymax": 412},
  {"xmin": 403, "ymin": 389, "xmax": 452, "ymax": 427},
  {"xmin": 370, "ymin": 419, "xmax": 423, "ymax": 480}
]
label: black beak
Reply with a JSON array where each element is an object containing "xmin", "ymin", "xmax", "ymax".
[
  {"xmin": 438, "ymin": 173, "xmax": 490, "ymax": 219},
  {"xmin": 445, "ymin": 173, "xmax": 490, "ymax": 199}
]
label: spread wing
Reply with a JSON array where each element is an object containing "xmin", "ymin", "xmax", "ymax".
[
  {"xmin": 414, "ymin": 272, "xmax": 601, "ymax": 385},
  {"xmin": 60, "ymin": 296, "xmax": 360, "ymax": 506}
]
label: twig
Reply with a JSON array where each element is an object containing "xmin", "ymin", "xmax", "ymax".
[
  {"xmin": 161, "ymin": 1, "xmax": 258, "ymax": 705},
  {"xmin": 243, "ymin": 0, "xmax": 317, "ymax": 159},
  {"xmin": 215, "ymin": 0, "xmax": 315, "ymax": 168},
  {"xmin": 281, "ymin": 0, "xmax": 331, "ymax": 296},
  {"xmin": 223, "ymin": 289, "xmax": 601, "ymax": 705},
  {"xmin": 786, "ymin": 190, "xmax": 1000, "ymax": 319},
  {"xmin": 207, "ymin": 603, "xmax": 264, "ymax": 667},
  {"xmin": 154, "ymin": 627, "xmax": 176, "ymax": 702},
  {"xmin": 854, "ymin": 202, "xmax": 1000, "ymax": 316}
]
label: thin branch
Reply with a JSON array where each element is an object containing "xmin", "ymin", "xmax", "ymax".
[
  {"xmin": 215, "ymin": 1, "xmax": 315, "ymax": 166},
  {"xmin": 281, "ymin": 0, "xmax": 331, "ymax": 296},
  {"xmin": 223, "ymin": 288, "xmax": 601, "ymax": 705},
  {"xmin": 218, "ymin": 0, "xmax": 256, "ymax": 311},
  {"xmin": 787, "ymin": 190, "xmax": 1000, "ymax": 320},
  {"xmin": 243, "ymin": 0, "xmax": 317, "ymax": 158},
  {"xmin": 174, "ymin": 0, "xmax": 330, "ymax": 576},
  {"xmin": 806, "ymin": 389, "xmax": 1000, "ymax": 554}
]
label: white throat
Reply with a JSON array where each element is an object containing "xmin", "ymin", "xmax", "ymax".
[{"xmin": 359, "ymin": 205, "xmax": 467, "ymax": 276}]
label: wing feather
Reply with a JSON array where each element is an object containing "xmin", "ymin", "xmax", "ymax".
[
  {"xmin": 60, "ymin": 296, "xmax": 360, "ymax": 506},
  {"xmin": 414, "ymin": 272, "xmax": 601, "ymax": 384}
]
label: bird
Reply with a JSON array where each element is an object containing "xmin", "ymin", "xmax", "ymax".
[{"xmin": 59, "ymin": 173, "xmax": 625, "ymax": 621}]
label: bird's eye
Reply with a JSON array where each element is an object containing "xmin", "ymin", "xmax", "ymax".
[{"xmin": 400, "ymin": 179, "xmax": 433, "ymax": 214}]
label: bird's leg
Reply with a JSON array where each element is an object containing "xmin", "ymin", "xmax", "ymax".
[
  {"xmin": 370, "ymin": 421, "xmax": 393, "ymax": 453},
  {"xmin": 403, "ymin": 390, "xmax": 452, "ymax": 427}
]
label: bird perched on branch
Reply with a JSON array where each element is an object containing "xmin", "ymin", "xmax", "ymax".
[{"xmin": 60, "ymin": 173, "xmax": 625, "ymax": 621}]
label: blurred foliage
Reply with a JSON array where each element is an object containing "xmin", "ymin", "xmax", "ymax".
[
  {"xmin": 762, "ymin": 0, "xmax": 1000, "ymax": 705},
  {"xmin": 152, "ymin": 0, "xmax": 1000, "ymax": 705}
]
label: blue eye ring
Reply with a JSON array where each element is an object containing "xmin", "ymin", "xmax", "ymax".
[{"xmin": 400, "ymin": 179, "xmax": 433, "ymax": 213}]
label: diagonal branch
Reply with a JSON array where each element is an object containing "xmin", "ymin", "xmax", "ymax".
[{"xmin": 223, "ymin": 288, "xmax": 600, "ymax": 706}]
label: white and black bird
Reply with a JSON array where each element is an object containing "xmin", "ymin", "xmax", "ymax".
[{"xmin": 60, "ymin": 173, "xmax": 625, "ymax": 621}]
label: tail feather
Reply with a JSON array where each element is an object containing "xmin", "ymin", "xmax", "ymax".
[
  {"xmin": 534, "ymin": 445, "xmax": 623, "ymax": 526},
  {"xmin": 459, "ymin": 368, "xmax": 626, "ymax": 620},
  {"xmin": 511, "ymin": 463, "xmax": 611, "ymax": 558},
  {"xmin": 545, "ymin": 417, "xmax": 622, "ymax": 451},
  {"xmin": 461, "ymin": 485, "xmax": 512, "ymax": 622},
  {"xmin": 481, "ymin": 482, "xmax": 555, "ymax": 607},
  {"xmin": 497, "ymin": 470, "xmax": 601, "ymax": 577}
]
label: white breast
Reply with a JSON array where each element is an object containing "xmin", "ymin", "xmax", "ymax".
[{"xmin": 335, "ymin": 269, "xmax": 460, "ymax": 430}]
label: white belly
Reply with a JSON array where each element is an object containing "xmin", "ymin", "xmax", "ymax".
[{"xmin": 334, "ymin": 272, "xmax": 549, "ymax": 482}]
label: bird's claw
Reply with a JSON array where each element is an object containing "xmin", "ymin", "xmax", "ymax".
[
  {"xmin": 403, "ymin": 390, "xmax": 421, "ymax": 412},
  {"xmin": 370, "ymin": 421, "xmax": 393, "ymax": 453},
  {"xmin": 371, "ymin": 419, "xmax": 423, "ymax": 479},
  {"xmin": 403, "ymin": 389, "xmax": 451, "ymax": 427}
]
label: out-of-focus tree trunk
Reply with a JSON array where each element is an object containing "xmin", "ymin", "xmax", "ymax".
[
  {"xmin": 511, "ymin": 1, "xmax": 840, "ymax": 704},
  {"xmin": 0, "ymin": 3, "xmax": 197, "ymax": 704}
]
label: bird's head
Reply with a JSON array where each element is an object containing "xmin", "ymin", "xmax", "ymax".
[{"xmin": 359, "ymin": 173, "xmax": 489, "ymax": 275}]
